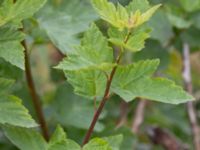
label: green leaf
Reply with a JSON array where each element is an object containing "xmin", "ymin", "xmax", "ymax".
[
  {"xmin": 3, "ymin": 126, "xmax": 47, "ymax": 150},
  {"xmin": 0, "ymin": 0, "xmax": 47, "ymax": 26},
  {"xmin": 91, "ymin": 0, "xmax": 124, "ymax": 29},
  {"xmin": 65, "ymin": 70, "xmax": 107, "ymax": 99},
  {"xmin": 48, "ymin": 125, "xmax": 80, "ymax": 150},
  {"xmin": 103, "ymin": 134, "xmax": 123, "ymax": 150},
  {"xmin": 4, "ymin": 125, "xmax": 80, "ymax": 150},
  {"xmin": 57, "ymin": 23, "xmax": 114, "ymax": 71},
  {"xmin": 83, "ymin": 138, "xmax": 112, "ymax": 150},
  {"xmin": 92, "ymin": 0, "xmax": 161, "ymax": 30},
  {"xmin": 124, "ymin": 29, "xmax": 150, "ymax": 52},
  {"xmin": 48, "ymin": 140, "xmax": 80, "ymax": 150},
  {"xmin": 111, "ymin": 59, "xmax": 194, "ymax": 104},
  {"xmin": 0, "ymin": 78, "xmax": 37, "ymax": 127},
  {"xmin": 0, "ymin": 77, "xmax": 14, "ymax": 93},
  {"xmin": 49, "ymin": 125, "xmax": 67, "ymax": 146},
  {"xmin": 37, "ymin": 0, "xmax": 98, "ymax": 54},
  {"xmin": 57, "ymin": 23, "xmax": 113, "ymax": 99},
  {"xmin": 0, "ymin": 26, "xmax": 24, "ymax": 69},
  {"xmin": 108, "ymin": 26, "xmax": 151, "ymax": 52}
]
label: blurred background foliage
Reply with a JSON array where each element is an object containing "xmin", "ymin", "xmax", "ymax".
[{"xmin": 1, "ymin": 0, "xmax": 200, "ymax": 149}]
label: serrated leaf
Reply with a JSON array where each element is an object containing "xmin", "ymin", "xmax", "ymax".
[
  {"xmin": 111, "ymin": 59, "xmax": 194, "ymax": 104},
  {"xmin": 83, "ymin": 138, "xmax": 112, "ymax": 150},
  {"xmin": 0, "ymin": 26, "xmax": 24, "ymax": 69},
  {"xmin": 125, "ymin": 29, "xmax": 150, "ymax": 52},
  {"xmin": 65, "ymin": 70, "xmax": 107, "ymax": 99},
  {"xmin": 91, "ymin": 0, "xmax": 122, "ymax": 29},
  {"xmin": 0, "ymin": 0, "xmax": 47, "ymax": 26},
  {"xmin": 108, "ymin": 26, "xmax": 151, "ymax": 52},
  {"xmin": 49, "ymin": 125, "xmax": 67, "ymax": 146},
  {"xmin": 48, "ymin": 140, "xmax": 80, "ymax": 150},
  {"xmin": 92, "ymin": 0, "xmax": 160, "ymax": 30},
  {"xmin": 37, "ymin": 0, "xmax": 98, "ymax": 54},
  {"xmin": 57, "ymin": 23, "xmax": 114, "ymax": 72},
  {"xmin": 3, "ymin": 125, "xmax": 47, "ymax": 150},
  {"xmin": 4, "ymin": 125, "xmax": 80, "ymax": 150},
  {"xmin": 128, "ymin": 4, "xmax": 161, "ymax": 28},
  {"xmin": 0, "ymin": 78, "xmax": 37, "ymax": 127}
]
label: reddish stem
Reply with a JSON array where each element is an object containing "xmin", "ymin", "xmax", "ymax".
[{"xmin": 22, "ymin": 39, "xmax": 49, "ymax": 141}]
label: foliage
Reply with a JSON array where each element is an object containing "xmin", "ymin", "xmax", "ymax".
[{"xmin": 0, "ymin": 0, "xmax": 199, "ymax": 149}]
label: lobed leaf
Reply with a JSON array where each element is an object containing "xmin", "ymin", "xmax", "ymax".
[
  {"xmin": 3, "ymin": 125, "xmax": 47, "ymax": 150},
  {"xmin": 83, "ymin": 138, "xmax": 112, "ymax": 150},
  {"xmin": 57, "ymin": 23, "xmax": 114, "ymax": 72},
  {"xmin": 0, "ymin": 78, "xmax": 37, "ymax": 127},
  {"xmin": 0, "ymin": 0, "xmax": 47, "ymax": 26},
  {"xmin": 92, "ymin": 0, "xmax": 161, "ymax": 30},
  {"xmin": 111, "ymin": 59, "xmax": 194, "ymax": 104},
  {"xmin": 0, "ymin": 26, "xmax": 24, "ymax": 69}
]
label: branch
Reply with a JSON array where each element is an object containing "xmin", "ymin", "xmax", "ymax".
[
  {"xmin": 182, "ymin": 43, "xmax": 200, "ymax": 150},
  {"xmin": 147, "ymin": 126, "xmax": 189, "ymax": 150},
  {"xmin": 82, "ymin": 57, "xmax": 121, "ymax": 145},
  {"xmin": 21, "ymin": 32, "xmax": 49, "ymax": 141},
  {"xmin": 131, "ymin": 99, "xmax": 147, "ymax": 133},
  {"xmin": 82, "ymin": 32, "xmax": 132, "ymax": 146}
]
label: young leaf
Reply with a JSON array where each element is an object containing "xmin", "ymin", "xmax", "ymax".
[
  {"xmin": 0, "ymin": 0, "xmax": 47, "ymax": 26},
  {"xmin": 129, "ymin": 4, "xmax": 161, "ymax": 28},
  {"xmin": 111, "ymin": 59, "xmax": 194, "ymax": 104},
  {"xmin": 124, "ymin": 29, "xmax": 150, "ymax": 52},
  {"xmin": 57, "ymin": 23, "xmax": 114, "ymax": 71},
  {"xmin": 0, "ymin": 26, "xmax": 24, "ymax": 69},
  {"xmin": 0, "ymin": 78, "xmax": 37, "ymax": 127},
  {"xmin": 83, "ymin": 138, "xmax": 112, "ymax": 150},
  {"xmin": 48, "ymin": 140, "xmax": 80, "ymax": 150},
  {"xmin": 92, "ymin": 0, "xmax": 161, "ymax": 30},
  {"xmin": 3, "ymin": 125, "xmax": 47, "ymax": 150},
  {"xmin": 108, "ymin": 26, "xmax": 151, "ymax": 52},
  {"xmin": 91, "ymin": 0, "xmax": 123, "ymax": 29},
  {"xmin": 49, "ymin": 125, "xmax": 67, "ymax": 146},
  {"xmin": 48, "ymin": 125, "xmax": 80, "ymax": 150}
]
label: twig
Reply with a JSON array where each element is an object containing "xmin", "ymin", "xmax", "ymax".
[
  {"xmin": 21, "ymin": 34, "xmax": 49, "ymax": 141},
  {"xmin": 82, "ymin": 56, "xmax": 121, "ymax": 145},
  {"xmin": 182, "ymin": 43, "xmax": 200, "ymax": 150},
  {"xmin": 131, "ymin": 99, "xmax": 147, "ymax": 133},
  {"xmin": 147, "ymin": 126, "xmax": 189, "ymax": 150},
  {"xmin": 82, "ymin": 32, "xmax": 132, "ymax": 146}
]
